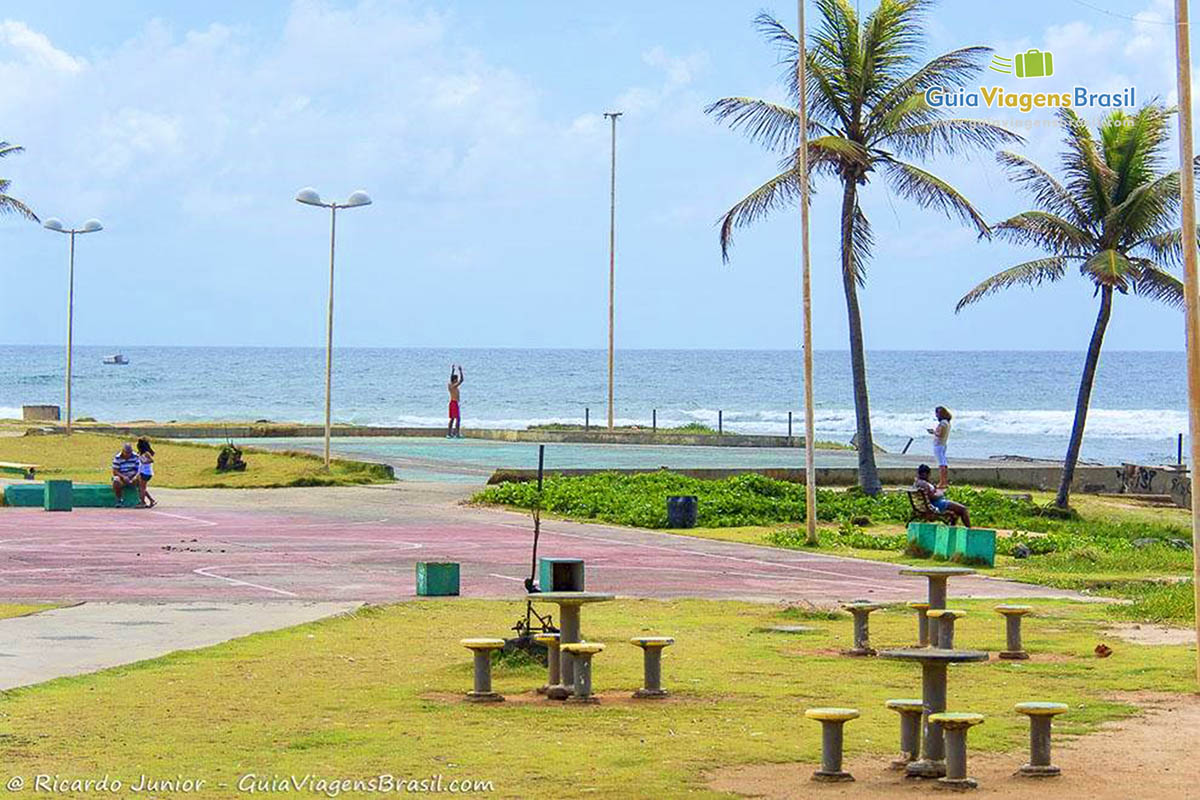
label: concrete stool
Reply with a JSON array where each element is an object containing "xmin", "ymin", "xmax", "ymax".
[
  {"xmin": 885, "ymin": 698, "xmax": 924, "ymax": 769},
  {"xmin": 630, "ymin": 636, "xmax": 674, "ymax": 698},
  {"xmin": 996, "ymin": 605, "xmax": 1033, "ymax": 660},
  {"xmin": 804, "ymin": 707, "xmax": 859, "ymax": 782},
  {"xmin": 460, "ymin": 638, "xmax": 505, "ymax": 703},
  {"xmin": 841, "ymin": 602, "xmax": 884, "ymax": 656},
  {"xmin": 560, "ymin": 642, "xmax": 605, "ymax": 704},
  {"xmin": 1014, "ymin": 702, "xmax": 1068, "ymax": 777},
  {"xmin": 908, "ymin": 601, "xmax": 931, "ymax": 647},
  {"xmin": 927, "ymin": 609, "xmax": 966, "ymax": 649},
  {"xmin": 533, "ymin": 632, "xmax": 561, "ymax": 695},
  {"xmin": 928, "ymin": 712, "xmax": 984, "ymax": 790}
]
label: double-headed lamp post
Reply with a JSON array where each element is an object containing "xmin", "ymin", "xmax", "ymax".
[
  {"xmin": 43, "ymin": 217, "xmax": 103, "ymax": 435},
  {"xmin": 295, "ymin": 188, "xmax": 372, "ymax": 469}
]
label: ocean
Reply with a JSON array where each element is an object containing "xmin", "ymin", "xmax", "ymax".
[{"xmin": 0, "ymin": 346, "xmax": 1189, "ymax": 466}]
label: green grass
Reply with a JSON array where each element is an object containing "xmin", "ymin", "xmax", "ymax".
[
  {"xmin": 0, "ymin": 433, "xmax": 393, "ymax": 489},
  {"xmin": 0, "ymin": 598, "xmax": 1191, "ymax": 799},
  {"xmin": 0, "ymin": 604, "xmax": 56, "ymax": 619}
]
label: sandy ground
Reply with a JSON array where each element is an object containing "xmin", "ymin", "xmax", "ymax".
[
  {"xmin": 1105, "ymin": 622, "xmax": 1196, "ymax": 646},
  {"xmin": 707, "ymin": 692, "xmax": 1200, "ymax": 799}
]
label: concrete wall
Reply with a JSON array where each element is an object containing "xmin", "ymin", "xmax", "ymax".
[{"xmin": 22, "ymin": 405, "xmax": 60, "ymax": 422}]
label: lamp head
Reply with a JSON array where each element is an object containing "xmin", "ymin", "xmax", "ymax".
[
  {"xmin": 343, "ymin": 190, "xmax": 372, "ymax": 208},
  {"xmin": 295, "ymin": 187, "xmax": 324, "ymax": 206},
  {"xmin": 43, "ymin": 218, "xmax": 65, "ymax": 232},
  {"xmin": 81, "ymin": 219, "xmax": 103, "ymax": 233}
]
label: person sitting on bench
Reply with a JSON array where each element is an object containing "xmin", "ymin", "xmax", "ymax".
[
  {"xmin": 111, "ymin": 443, "xmax": 141, "ymax": 507},
  {"xmin": 914, "ymin": 464, "xmax": 970, "ymax": 527}
]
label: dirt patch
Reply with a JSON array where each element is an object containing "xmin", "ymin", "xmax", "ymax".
[
  {"xmin": 706, "ymin": 692, "xmax": 1200, "ymax": 799},
  {"xmin": 1104, "ymin": 623, "xmax": 1195, "ymax": 646}
]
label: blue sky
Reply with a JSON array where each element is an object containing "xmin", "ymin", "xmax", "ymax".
[{"xmin": 0, "ymin": 0, "xmax": 1192, "ymax": 350}]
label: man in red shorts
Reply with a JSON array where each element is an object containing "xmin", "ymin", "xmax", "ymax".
[{"xmin": 446, "ymin": 364, "xmax": 464, "ymax": 439}]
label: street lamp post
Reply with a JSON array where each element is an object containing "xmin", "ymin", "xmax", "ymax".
[
  {"xmin": 295, "ymin": 188, "xmax": 372, "ymax": 469},
  {"xmin": 42, "ymin": 217, "xmax": 103, "ymax": 435},
  {"xmin": 604, "ymin": 111, "xmax": 621, "ymax": 430}
]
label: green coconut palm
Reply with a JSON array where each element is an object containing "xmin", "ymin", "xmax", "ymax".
[
  {"xmin": 958, "ymin": 105, "xmax": 1188, "ymax": 508},
  {"xmin": 0, "ymin": 142, "xmax": 37, "ymax": 222},
  {"xmin": 707, "ymin": 0, "xmax": 1020, "ymax": 494}
]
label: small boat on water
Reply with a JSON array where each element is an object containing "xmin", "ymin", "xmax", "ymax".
[{"xmin": 102, "ymin": 354, "xmax": 129, "ymax": 365}]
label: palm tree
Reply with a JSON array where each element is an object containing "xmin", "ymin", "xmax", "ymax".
[
  {"xmin": 958, "ymin": 105, "xmax": 1188, "ymax": 508},
  {"xmin": 0, "ymin": 142, "xmax": 37, "ymax": 222},
  {"xmin": 707, "ymin": 0, "xmax": 1020, "ymax": 494}
]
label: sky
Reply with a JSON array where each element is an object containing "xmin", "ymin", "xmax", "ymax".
[{"xmin": 0, "ymin": 0, "xmax": 1193, "ymax": 351}]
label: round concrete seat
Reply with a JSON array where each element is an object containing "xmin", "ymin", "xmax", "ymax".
[
  {"xmin": 928, "ymin": 713, "xmax": 984, "ymax": 789},
  {"xmin": 805, "ymin": 708, "xmax": 859, "ymax": 782},
  {"xmin": 907, "ymin": 601, "xmax": 932, "ymax": 646},
  {"xmin": 460, "ymin": 638, "xmax": 506, "ymax": 703},
  {"xmin": 533, "ymin": 632, "xmax": 561, "ymax": 695},
  {"xmin": 997, "ymin": 606, "xmax": 1035, "ymax": 659},
  {"xmin": 1015, "ymin": 702, "xmax": 1068, "ymax": 777},
  {"xmin": 804, "ymin": 707, "xmax": 861, "ymax": 722},
  {"xmin": 885, "ymin": 699, "xmax": 925, "ymax": 769},
  {"xmin": 630, "ymin": 637, "xmax": 675, "ymax": 699},
  {"xmin": 926, "ymin": 609, "xmax": 966, "ymax": 649},
  {"xmin": 841, "ymin": 602, "xmax": 884, "ymax": 657},
  {"xmin": 560, "ymin": 642, "xmax": 604, "ymax": 703}
]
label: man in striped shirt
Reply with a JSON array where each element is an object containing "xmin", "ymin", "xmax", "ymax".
[{"xmin": 111, "ymin": 443, "xmax": 140, "ymax": 506}]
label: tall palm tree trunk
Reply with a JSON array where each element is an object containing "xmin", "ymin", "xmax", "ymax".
[
  {"xmin": 839, "ymin": 182, "xmax": 883, "ymax": 495},
  {"xmin": 1055, "ymin": 286, "xmax": 1113, "ymax": 508}
]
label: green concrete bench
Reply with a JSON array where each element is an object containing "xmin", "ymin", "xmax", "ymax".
[
  {"xmin": 0, "ymin": 461, "xmax": 38, "ymax": 480},
  {"xmin": 4, "ymin": 482, "xmax": 142, "ymax": 508}
]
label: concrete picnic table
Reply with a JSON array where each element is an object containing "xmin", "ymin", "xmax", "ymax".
[
  {"xmin": 878, "ymin": 647, "xmax": 989, "ymax": 779},
  {"xmin": 898, "ymin": 566, "xmax": 976, "ymax": 644},
  {"xmin": 528, "ymin": 591, "xmax": 615, "ymax": 698}
]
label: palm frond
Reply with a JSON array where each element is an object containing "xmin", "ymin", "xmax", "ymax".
[
  {"xmin": 849, "ymin": 200, "xmax": 873, "ymax": 286},
  {"xmin": 880, "ymin": 158, "xmax": 988, "ymax": 235},
  {"xmin": 0, "ymin": 142, "xmax": 25, "ymax": 159},
  {"xmin": 869, "ymin": 46, "xmax": 991, "ymax": 130},
  {"xmin": 1129, "ymin": 259, "xmax": 1186, "ymax": 308},
  {"xmin": 956, "ymin": 257, "xmax": 1069, "ymax": 311},
  {"xmin": 704, "ymin": 97, "xmax": 821, "ymax": 154},
  {"xmin": 995, "ymin": 151, "xmax": 1090, "ymax": 226},
  {"xmin": 1132, "ymin": 226, "xmax": 1200, "ymax": 267},
  {"xmin": 991, "ymin": 211, "xmax": 1096, "ymax": 256},
  {"xmin": 717, "ymin": 169, "xmax": 800, "ymax": 263},
  {"xmin": 1057, "ymin": 107, "xmax": 1115, "ymax": 220},
  {"xmin": 883, "ymin": 118, "xmax": 1023, "ymax": 160},
  {"xmin": 1080, "ymin": 249, "xmax": 1136, "ymax": 290}
]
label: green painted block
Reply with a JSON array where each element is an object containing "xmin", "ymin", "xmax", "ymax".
[
  {"xmin": 416, "ymin": 562, "xmax": 460, "ymax": 596},
  {"xmin": 955, "ymin": 528, "xmax": 996, "ymax": 567},
  {"xmin": 906, "ymin": 522, "xmax": 941, "ymax": 557},
  {"xmin": 933, "ymin": 526, "xmax": 967, "ymax": 560},
  {"xmin": 538, "ymin": 558, "xmax": 585, "ymax": 592},
  {"xmin": 44, "ymin": 480, "xmax": 73, "ymax": 512},
  {"xmin": 4, "ymin": 482, "xmax": 139, "ymax": 508},
  {"xmin": 3, "ymin": 484, "xmax": 44, "ymax": 507}
]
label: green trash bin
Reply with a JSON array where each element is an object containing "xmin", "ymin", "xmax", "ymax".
[
  {"xmin": 415, "ymin": 562, "xmax": 460, "ymax": 596},
  {"xmin": 44, "ymin": 480, "xmax": 73, "ymax": 512}
]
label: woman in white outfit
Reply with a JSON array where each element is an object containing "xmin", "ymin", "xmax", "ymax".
[{"xmin": 927, "ymin": 406, "xmax": 952, "ymax": 488}]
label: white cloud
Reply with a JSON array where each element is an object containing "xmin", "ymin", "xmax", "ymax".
[
  {"xmin": 0, "ymin": 20, "xmax": 85, "ymax": 73},
  {"xmin": 615, "ymin": 45, "xmax": 708, "ymax": 114}
]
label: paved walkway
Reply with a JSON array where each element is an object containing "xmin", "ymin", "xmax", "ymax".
[{"xmin": 0, "ymin": 601, "xmax": 359, "ymax": 689}]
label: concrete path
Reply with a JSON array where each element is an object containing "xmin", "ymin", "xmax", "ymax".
[{"xmin": 0, "ymin": 601, "xmax": 359, "ymax": 690}]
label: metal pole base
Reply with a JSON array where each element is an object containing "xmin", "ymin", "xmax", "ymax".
[
  {"xmin": 999, "ymin": 650, "xmax": 1030, "ymax": 660},
  {"xmin": 841, "ymin": 647, "xmax": 877, "ymax": 657},
  {"xmin": 811, "ymin": 771, "xmax": 854, "ymax": 783},
  {"xmin": 906, "ymin": 759, "xmax": 947, "ymax": 779},
  {"xmin": 464, "ymin": 692, "xmax": 504, "ymax": 703},
  {"xmin": 633, "ymin": 688, "xmax": 669, "ymax": 699},
  {"xmin": 934, "ymin": 776, "xmax": 977, "ymax": 790},
  {"xmin": 1017, "ymin": 764, "xmax": 1061, "ymax": 778}
]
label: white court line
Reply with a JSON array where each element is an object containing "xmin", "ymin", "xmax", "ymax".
[
  {"xmin": 505, "ymin": 522, "xmax": 902, "ymax": 592},
  {"xmin": 488, "ymin": 573, "xmax": 525, "ymax": 583},
  {"xmin": 149, "ymin": 510, "xmax": 219, "ymax": 527},
  {"xmin": 192, "ymin": 566, "xmax": 298, "ymax": 597}
]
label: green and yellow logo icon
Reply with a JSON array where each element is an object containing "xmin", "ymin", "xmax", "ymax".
[{"xmin": 990, "ymin": 49, "xmax": 1054, "ymax": 78}]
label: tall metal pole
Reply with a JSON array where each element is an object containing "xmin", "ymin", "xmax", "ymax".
[
  {"xmin": 324, "ymin": 205, "xmax": 337, "ymax": 469},
  {"xmin": 604, "ymin": 111, "xmax": 622, "ymax": 430},
  {"xmin": 1172, "ymin": 0, "xmax": 1200, "ymax": 684},
  {"xmin": 798, "ymin": 1, "xmax": 818, "ymax": 545},
  {"xmin": 65, "ymin": 232, "xmax": 76, "ymax": 435}
]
